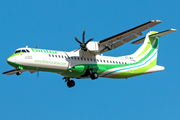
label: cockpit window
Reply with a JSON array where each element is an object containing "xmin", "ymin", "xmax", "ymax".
[
  {"xmin": 14, "ymin": 49, "xmax": 30, "ymax": 54},
  {"xmin": 22, "ymin": 50, "xmax": 26, "ymax": 53},
  {"xmin": 15, "ymin": 50, "xmax": 21, "ymax": 54}
]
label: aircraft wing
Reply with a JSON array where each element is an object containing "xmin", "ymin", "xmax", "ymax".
[
  {"xmin": 98, "ymin": 20, "xmax": 162, "ymax": 54},
  {"xmin": 3, "ymin": 69, "xmax": 27, "ymax": 75}
]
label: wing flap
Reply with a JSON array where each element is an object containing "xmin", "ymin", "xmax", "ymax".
[
  {"xmin": 110, "ymin": 33, "xmax": 142, "ymax": 49},
  {"xmin": 99, "ymin": 20, "xmax": 161, "ymax": 46},
  {"xmin": 131, "ymin": 37, "xmax": 145, "ymax": 44}
]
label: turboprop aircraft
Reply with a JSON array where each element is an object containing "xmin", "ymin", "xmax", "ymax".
[{"xmin": 3, "ymin": 20, "xmax": 177, "ymax": 88}]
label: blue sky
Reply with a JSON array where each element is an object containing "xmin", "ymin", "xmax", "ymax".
[{"xmin": 0, "ymin": 0, "xmax": 180, "ymax": 120}]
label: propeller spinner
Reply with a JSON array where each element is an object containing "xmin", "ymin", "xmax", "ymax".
[{"xmin": 74, "ymin": 30, "xmax": 94, "ymax": 51}]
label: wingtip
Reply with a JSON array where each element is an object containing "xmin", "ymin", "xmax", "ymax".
[
  {"xmin": 170, "ymin": 29, "xmax": 177, "ymax": 31},
  {"xmin": 151, "ymin": 20, "xmax": 162, "ymax": 23}
]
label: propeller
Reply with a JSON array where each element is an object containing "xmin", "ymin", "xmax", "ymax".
[{"xmin": 74, "ymin": 30, "xmax": 94, "ymax": 51}]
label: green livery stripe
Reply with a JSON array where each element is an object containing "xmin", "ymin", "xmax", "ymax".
[
  {"xmin": 101, "ymin": 36, "xmax": 159, "ymax": 77},
  {"xmin": 7, "ymin": 61, "xmax": 83, "ymax": 78},
  {"xmin": 138, "ymin": 37, "xmax": 158, "ymax": 63},
  {"xmin": 8, "ymin": 53, "xmax": 25, "ymax": 59},
  {"xmin": 137, "ymin": 31, "xmax": 157, "ymax": 58},
  {"xmin": 110, "ymin": 58, "xmax": 157, "ymax": 78}
]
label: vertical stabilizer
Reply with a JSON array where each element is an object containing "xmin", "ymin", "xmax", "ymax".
[{"xmin": 132, "ymin": 31, "xmax": 159, "ymax": 66}]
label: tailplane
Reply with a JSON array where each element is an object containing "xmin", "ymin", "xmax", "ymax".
[{"xmin": 131, "ymin": 29, "xmax": 177, "ymax": 66}]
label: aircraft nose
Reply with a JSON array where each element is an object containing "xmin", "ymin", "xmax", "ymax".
[
  {"xmin": 7, "ymin": 57, "xmax": 12, "ymax": 63},
  {"xmin": 7, "ymin": 55, "xmax": 16, "ymax": 64}
]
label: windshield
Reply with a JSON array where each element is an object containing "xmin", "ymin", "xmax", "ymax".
[
  {"xmin": 14, "ymin": 49, "xmax": 30, "ymax": 54},
  {"xmin": 15, "ymin": 50, "xmax": 21, "ymax": 54}
]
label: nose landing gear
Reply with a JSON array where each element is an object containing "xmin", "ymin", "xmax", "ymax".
[
  {"xmin": 16, "ymin": 71, "xmax": 21, "ymax": 76},
  {"xmin": 15, "ymin": 67, "xmax": 22, "ymax": 76}
]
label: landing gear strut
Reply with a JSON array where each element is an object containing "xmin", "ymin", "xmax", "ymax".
[
  {"xmin": 63, "ymin": 77, "xmax": 75, "ymax": 88},
  {"xmin": 15, "ymin": 67, "xmax": 21, "ymax": 76}
]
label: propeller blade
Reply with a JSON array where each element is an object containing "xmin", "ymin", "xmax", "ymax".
[
  {"xmin": 85, "ymin": 38, "xmax": 94, "ymax": 46},
  {"xmin": 74, "ymin": 36, "xmax": 82, "ymax": 44},
  {"xmin": 74, "ymin": 29, "xmax": 93, "ymax": 52},
  {"xmin": 82, "ymin": 29, "xmax": 86, "ymax": 44}
]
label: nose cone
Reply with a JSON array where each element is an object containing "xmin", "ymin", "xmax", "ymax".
[{"xmin": 7, "ymin": 55, "xmax": 16, "ymax": 66}]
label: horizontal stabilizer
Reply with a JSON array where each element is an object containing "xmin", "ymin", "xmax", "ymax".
[
  {"xmin": 132, "ymin": 29, "xmax": 177, "ymax": 45},
  {"xmin": 149, "ymin": 29, "xmax": 177, "ymax": 37}
]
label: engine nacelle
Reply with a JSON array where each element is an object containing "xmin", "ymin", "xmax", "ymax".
[{"xmin": 86, "ymin": 41, "xmax": 104, "ymax": 53}]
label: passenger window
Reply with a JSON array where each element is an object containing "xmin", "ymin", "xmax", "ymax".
[
  {"xmin": 65, "ymin": 56, "xmax": 67, "ymax": 58},
  {"xmin": 107, "ymin": 60, "xmax": 109, "ymax": 63},
  {"xmin": 26, "ymin": 49, "xmax": 30, "ymax": 52},
  {"xmin": 49, "ymin": 54, "xmax": 51, "ymax": 57},
  {"xmin": 81, "ymin": 58, "xmax": 83, "ymax": 60},
  {"xmin": 77, "ymin": 57, "xmax": 80, "ymax": 60},
  {"xmin": 61, "ymin": 55, "xmax": 64, "ymax": 58},
  {"xmin": 103, "ymin": 60, "xmax": 106, "ymax": 63},
  {"xmin": 84, "ymin": 58, "xmax": 86, "ymax": 61},
  {"xmin": 113, "ymin": 61, "xmax": 115, "ymax": 63},
  {"xmin": 110, "ymin": 61, "xmax": 112, "ymax": 63},
  {"xmin": 116, "ymin": 61, "xmax": 118, "ymax": 64},
  {"xmin": 71, "ymin": 57, "xmax": 73, "ymax": 59},
  {"xmin": 97, "ymin": 59, "xmax": 99, "ymax": 62},
  {"xmin": 58, "ymin": 55, "xmax": 61, "ymax": 58},
  {"xmin": 119, "ymin": 61, "xmax": 121, "ymax": 64},
  {"xmin": 52, "ymin": 55, "xmax": 54, "ymax": 57},
  {"xmin": 122, "ymin": 62, "xmax": 124, "ymax": 64},
  {"xmin": 100, "ymin": 60, "xmax": 102, "ymax": 62},
  {"xmin": 94, "ymin": 59, "xmax": 96, "ymax": 62},
  {"xmin": 74, "ymin": 57, "xmax": 76, "ymax": 60},
  {"xmin": 55, "ymin": 55, "xmax": 57, "ymax": 58},
  {"xmin": 87, "ymin": 58, "xmax": 89, "ymax": 61}
]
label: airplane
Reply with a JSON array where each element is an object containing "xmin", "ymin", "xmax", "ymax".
[{"xmin": 3, "ymin": 20, "xmax": 177, "ymax": 88}]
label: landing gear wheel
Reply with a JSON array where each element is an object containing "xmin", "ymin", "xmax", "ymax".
[
  {"xmin": 16, "ymin": 72, "xmax": 21, "ymax": 76},
  {"xmin": 67, "ymin": 80, "xmax": 75, "ymax": 88},
  {"xmin": 90, "ymin": 72, "xmax": 98, "ymax": 80}
]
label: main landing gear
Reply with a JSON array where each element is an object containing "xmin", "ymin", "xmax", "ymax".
[
  {"xmin": 90, "ymin": 72, "xmax": 98, "ymax": 80},
  {"xmin": 63, "ymin": 77, "xmax": 75, "ymax": 88},
  {"xmin": 62, "ymin": 70, "xmax": 99, "ymax": 88},
  {"xmin": 88, "ymin": 69, "xmax": 98, "ymax": 80}
]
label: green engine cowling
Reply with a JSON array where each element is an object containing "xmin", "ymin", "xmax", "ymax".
[{"xmin": 69, "ymin": 65, "xmax": 86, "ymax": 73}]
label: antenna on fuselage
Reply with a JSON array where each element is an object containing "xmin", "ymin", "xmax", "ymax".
[
  {"xmin": 36, "ymin": 46, "xmax": 38, "ymax": 49},
  {"xmin": 37, "ymin": 71, "xmax": 39, "ymax": 78}
]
